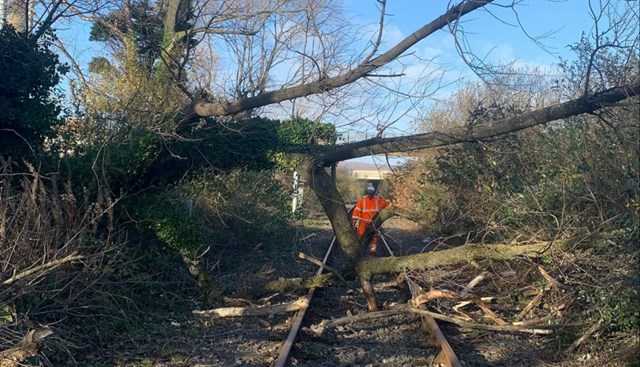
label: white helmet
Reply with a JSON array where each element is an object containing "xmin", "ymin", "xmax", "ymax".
[{"xmin": 365, "ymin": 184, "xmax": 375, "ymax": 193}]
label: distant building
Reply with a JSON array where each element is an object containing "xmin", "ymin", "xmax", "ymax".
[{"xmin": 349, "ymin": 169, "xmax": 391, "ymax": 181}]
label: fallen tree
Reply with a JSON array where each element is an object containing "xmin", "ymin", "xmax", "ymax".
[
  {"xmin": 72, "ymin": 0, "xmax": 639, "ymax": 311},
  {"xmin": 297, "ymin": 83, "xmax": 639, "ymax": 310}
]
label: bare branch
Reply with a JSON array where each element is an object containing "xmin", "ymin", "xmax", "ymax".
[
  {"xmin": 1, "ymin": 253, "xmax": 84, "ymax": 287},
  {"xmin": 317, "ymin": 82, "xmax": 640, "ymax": 165},
  {"xmin": 190, "ymin": 0, "xmax": 493, "ymax": 117}
]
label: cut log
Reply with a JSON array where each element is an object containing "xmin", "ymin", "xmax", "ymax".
[
  {"xmin": 192, "ymin": 298, "xmax": 308, "ymax": 317},
  {"xmin": 298, "ymin": 252, "xmax": 346, "ymax": 283},
  {"xmin": 259, "ymin": 273, "xmax": 334, "ymax": 295},
  {"xmin": 310, "ymin": 309, "xmax": 406, "ymax": 336}
]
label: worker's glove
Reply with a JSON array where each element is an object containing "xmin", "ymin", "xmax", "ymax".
[{"xmin": 352, "ymin": 220, "xmax": 359, "ymax": 229}]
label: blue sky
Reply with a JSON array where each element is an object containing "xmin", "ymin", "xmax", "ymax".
[
  {"xmin": 57, "ymin": 1, "xmax": 602, "ymax": 93},
  {"xmin": 56, "ymin": 0, "xmax": 610, "ymax": 107},
  {"xmin": 340, "ymin": 0, "xmax": 628, "ymax": 166},
  {"xmin": 345, "ymin": 0, "xmax": 596, "ymax": 66}
]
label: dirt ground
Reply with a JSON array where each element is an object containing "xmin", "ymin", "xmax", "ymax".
[{"xmin": 62, "ymin": 217, "xmax": 638, "ymax": 367}]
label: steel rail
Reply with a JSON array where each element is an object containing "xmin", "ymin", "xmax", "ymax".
[
  {"xmin": 273, "ymin": 230, "xmax": 462, "ymax": 367},
  {"xmin": 273, "ymin": 235, "xmax": 337, "ymax": 367}
]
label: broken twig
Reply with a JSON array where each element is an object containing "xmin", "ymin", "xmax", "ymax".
[{"xmin": 538, "ymin": 265, "xmax": 571, "ymax": 291}]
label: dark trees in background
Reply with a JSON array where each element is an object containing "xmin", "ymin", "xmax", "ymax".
[{"xmin": 0, "ymin": 26, "xmax": 68, "ymax": 163}]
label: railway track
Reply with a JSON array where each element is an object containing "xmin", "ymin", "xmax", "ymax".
[{"xmin": 271, "ymin": 231, "xmax": 463, "ymax": 367}]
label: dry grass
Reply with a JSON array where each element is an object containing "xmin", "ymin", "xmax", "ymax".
[{"xmin": 0, "ymin": 158, "xmax": 120, "ymax": 354}]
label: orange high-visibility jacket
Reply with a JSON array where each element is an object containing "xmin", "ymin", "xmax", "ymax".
[{"xmin": 352, "ymin": 195, "xmax": 389, "ymax": 224}]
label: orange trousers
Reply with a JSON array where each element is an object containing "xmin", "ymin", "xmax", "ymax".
[{"xmin": 355, "ymin": 221, "xmax": 379, "ymax": 246}]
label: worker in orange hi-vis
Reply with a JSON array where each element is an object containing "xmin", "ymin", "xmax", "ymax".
[{"xmin": 351, "ymin": 184, "xmax": 389, "ymax": 254}]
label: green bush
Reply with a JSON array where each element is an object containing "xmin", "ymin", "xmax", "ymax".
[
  {"xmin": 185, "ymin": 170, "xmax": 293, "ymax": 247},
  {"xmin": 127, "ymin": 169, "xmax": 293, "ymax": 254},
  {"xmin": 429, "ymin": 112, "xmax": 639, "ymax": 239}
]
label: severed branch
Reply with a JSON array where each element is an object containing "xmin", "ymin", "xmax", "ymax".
[
  {"xmin": 0, "ymin": 328, "xmax": 53, "ymax": 367},
  {"xmin": 298, "ymin": 252, "xmax": 346, "ymax": 283},
  {"xmin": 471, "ymin": 295, "xmax": 507, "ymax": 325},
  {"xmin": 564, "ymin": 318, "xmax": 603, "ymax": 355},
  {"xmin": 402, "ymin": 273, "xmax": 506, "ymax": 326},
  {"xmin": 1, "ymin": 253, "xmax": 84, "ymax": 287},
  {"xmin": 410, "ymin": 289, "xmax": 458, "ymax": 307},
  {"xmin": 311, "ymin": 303, "xmax": 556, "ymax": 338},
  {"xmin": 310, "ymin": 309, "xmax": 406, "ymax": 336},
  {"xmin": 514, "ymin": 291, "xmax": 544, "ymax": 321},
  {"xmin": 460, "ymin": 272, "xmax": 489, "ymax": 298},
  {"xmin": 405, "ymin": 307, "xmax": 555, "ymax": 335},
  {"xmin": 192, "ymin": 297, "xmax": 308, "ymax": 317}
]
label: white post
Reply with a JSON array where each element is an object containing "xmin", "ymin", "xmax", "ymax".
[
  {"xmin": 292, "ymin": 171, "xmax": 299, "ymax": 213},
  {"xmin": 292, "ymin": 171, "xmax": 305, "ymax": 214}
]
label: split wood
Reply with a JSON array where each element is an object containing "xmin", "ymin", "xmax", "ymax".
[{"xmin": 192, "ymin": 297, "xmax": 308, "ymax": 317}]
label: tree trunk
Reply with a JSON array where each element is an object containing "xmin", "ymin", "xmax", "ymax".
[
  {"xmin": 180, "ymin": 250, "xmax": 220, "ymax": 303},
  {"xmin": 300, "ymin": 161, "xmax": 380, "ymax": 310}
]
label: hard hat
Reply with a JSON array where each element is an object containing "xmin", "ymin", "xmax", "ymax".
[{"xmin": 365, "ymin": 184, "xmax": 375, "ymax": 193}]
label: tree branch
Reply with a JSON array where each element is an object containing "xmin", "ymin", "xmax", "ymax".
[
  {"xmin": 189, "ymin": 0, "xmax": 493, "ymax": 117},
  {"xmin": 1, "ymin": 253, "xmax": 84, "ymax": 287},
  {"xmin": 316, "ymin": 82, "xmax": 640, "ymax": 165}
]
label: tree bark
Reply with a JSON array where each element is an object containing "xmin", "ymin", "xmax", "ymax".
[
  {"xmin": 0, "ymin": 328, "xmax": 52, "ymax": 367},
  {"xmin": 356, "ymin": 240, "xmax": 576, "ymax": 279},
  {"xmin": 258, "ymin": 274, "xmax": 335, "ymax": 295},
  {"xmin": 299, "ymin": 161, "xmax": 381, "ymax": 309},
  {"xmin": 192, "ymin": 297, "xmax": 308, "ymax": 317},
  {"xmin": 180, "ymin": 250, "xmax": 221, "ymax": 303}
]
